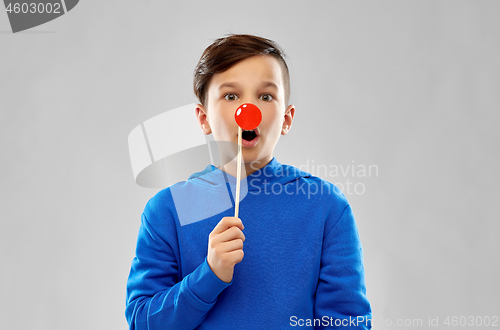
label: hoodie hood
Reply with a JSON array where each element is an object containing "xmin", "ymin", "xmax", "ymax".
[{"xmin": 187, "ymin": 157, "xmax": 311, "ymax": 191}]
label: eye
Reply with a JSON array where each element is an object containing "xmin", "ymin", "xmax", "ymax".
[
  {"xmin": 224, "ymin": 93, "xmax": 238, "ymax": 101},
  {"xmin": 260, "ymin": 93, "xmax": 274, "ymax": 102}
]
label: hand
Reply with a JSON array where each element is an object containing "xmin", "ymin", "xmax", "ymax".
[{"xmin": 207, "ymin": 217, "xmax": 245, "ymax": 283}]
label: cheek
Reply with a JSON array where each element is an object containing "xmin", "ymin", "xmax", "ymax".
[
  {"xmin": 263, "ymin": 114, "xmax": 284, "ymax": 138},
  {"xmin": 265, "ymin": 111, "xmax": 283, "ymax": 127},
  {"xmin": 213, "ymin": 114, "xmax": 235, "ymax": 135}
]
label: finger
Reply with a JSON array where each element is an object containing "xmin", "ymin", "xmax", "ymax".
[
  {"xmin": 224, "ymin": 249, "xmax": 244, "ymax": 264},
  {"xmin": 217, "ymin": 226, "xmax": 245, "ymax": 243},
  {"xmin": 211, "ymin": 217, "xmax": 244, "ymax": 235},
  {"xmin": 219, "ymin": 238, "xmax": 244, "ymax": 253}
]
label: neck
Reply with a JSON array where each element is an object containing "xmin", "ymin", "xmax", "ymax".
[{"xmin": 217, "ymin": 154, "xmax": 273, "ymax": 179}]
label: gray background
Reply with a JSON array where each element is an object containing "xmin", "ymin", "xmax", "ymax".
[{"xmin": 1, "ymin": 1, "xmax": 499, "ymax": 329}]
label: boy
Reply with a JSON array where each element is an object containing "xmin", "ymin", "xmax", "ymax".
[{"xmin": 126, "ymin": 34, "xmax": 372, "ymax": 329}]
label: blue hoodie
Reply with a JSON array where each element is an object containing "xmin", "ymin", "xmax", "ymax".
[{"xmin": 125, "ymin": 157, "xmax": 372, "ymax": 329}]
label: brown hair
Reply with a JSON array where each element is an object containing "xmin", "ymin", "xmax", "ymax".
[{"xmin": 193, "ymin": 33, "xmax": 290, "ymax": 107}]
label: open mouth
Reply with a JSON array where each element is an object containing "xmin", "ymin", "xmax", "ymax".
[
  {"xmin": 242, "ymin": 129, "xmax": 257, "ymax": 141},
  {"xmin": 239, "ymin": 128, "xmax": 260, "ymax": 147}
]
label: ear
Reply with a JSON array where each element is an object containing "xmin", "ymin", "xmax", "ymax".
[
  {"xmin": 281, "ymin": 104, "xmax": 295, "ymax": 135},
  {"xmin": 195, "ymin": 104, "xmax": 212, "ymax": 135}
]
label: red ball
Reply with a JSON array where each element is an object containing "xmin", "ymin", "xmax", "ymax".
[{"xmin": 234, "ymin": 103, "xmax": 262, "ymax": 130}]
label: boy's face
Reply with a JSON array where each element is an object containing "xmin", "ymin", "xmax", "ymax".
[{"xmin": 195, "ymin": 55, "xmax": 295, "ymax": 167}]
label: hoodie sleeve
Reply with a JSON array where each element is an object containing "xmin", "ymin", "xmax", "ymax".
[
  {"xmin": 125, "ymin": 203, "xmax": 232, "ymax": 330},
  {"xmin": 314, "ymin": 203, "xmax": 372, "ymax": 329}
]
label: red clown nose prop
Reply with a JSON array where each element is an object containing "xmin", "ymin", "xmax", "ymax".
[{"xmin": 235, "ymin": 103, "xmax": 262, "ymax": 130}]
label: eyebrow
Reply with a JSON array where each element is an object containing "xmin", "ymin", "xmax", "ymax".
[{"xmin": 218, "ymin": 81, "xmax": 279, "ymax": 90}]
